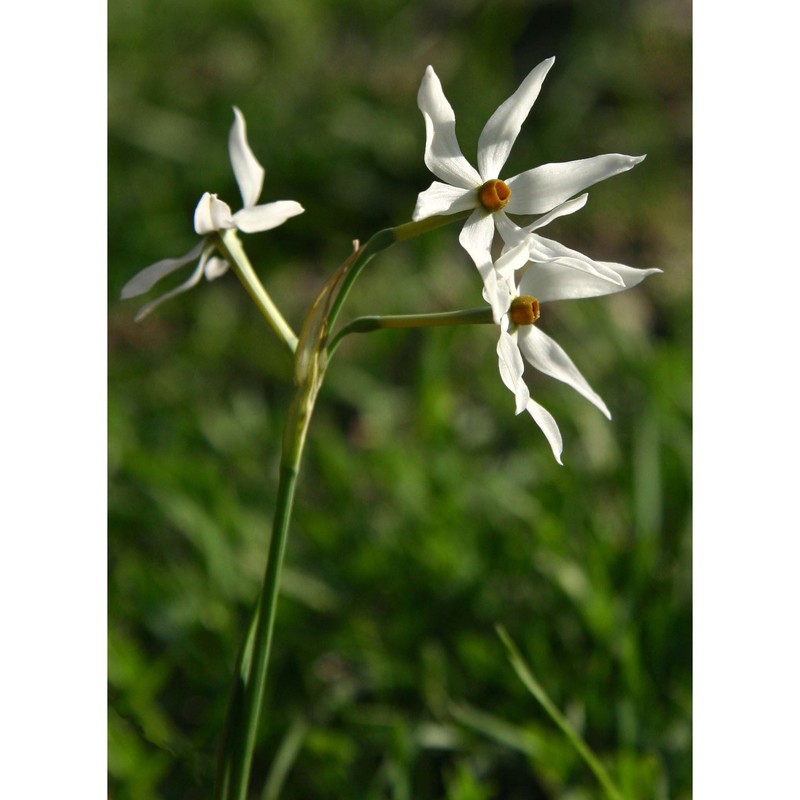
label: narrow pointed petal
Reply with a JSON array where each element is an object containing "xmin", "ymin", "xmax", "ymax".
[
  {"xmin": 494, "ymin": 221, "xmax": 623, "ymax": 287},
  {"xmin": 496, "ymin": 326, "xmax": 564, "ymax": 463},
  {"xmin": 229, "ymin": 106, "xmax": 265, "ymax": 209},
  {"xmin": 412, "ymin": 182, "xmax": 477, "ymax": 221},
  {"xmin": 524, "ymin": 193, "xmax": 589, "ymax": 232},
  {"xmin": 458, "ymin": 207, "xmax": 496, "ymax": 272},
  {"xmin": 132, "ymin": 254, "xmax": 208, "ymax": 322},
  {"xmin": 203, "ymin": 256, "xmax": 230, "ymax": 281},
  {"xmin": 520, "ymin": 260, "xmax": 661, "ymax": 302},
  {"xmin": 481, "ymin": 267, "xmax": 515, "ymax": 325},
  {"xmin": 232, "ymin": 200, "xmax": 304, "ymax": 233},
  {"xmin": 194, "ymin": 192, "xmax": 235, "ymax": 234},
  {"xmin": 120, "ymin": 241, "xmax": 205, "ymax": 299},
  {"xmin": 477, "ymin": 57, "xmax": 555, "ymax": 179},
  {"xmin": 517, "ymin": 325, "xmax": 611, "ymax": 418},
  {"xmin": 505, "ymin": 154, "xmax": 646, "ymax": 215},
  {"xmin": 457, "ymin": 208, "xmax": 510, "ymax": 320},
  {"xmin": 494, "ymin": 196, "xmax": 589, "ymax": 249},
  {"xmin": 493, "ymin": 238, "xmax": 532, "ymax": 284},
  {"xmin": 493, "ymin": 210, "xmax": 525, "ymax": 246},
  {"xmin": 418, "ymin": 66, "xmax": 483, "ymax": 189},
  {"xmin": 525, "ymin": 233, "xmax": 624, "ymax": 286},
  {"xmin": 524, "ymin": 396, "xmax": 563, "ymax": 464},
  {"xmin": 496, "ymin": 327, "xmax": 530, "ymax": 415},
  {"xmin": 528, "ymin": 255, "xmax": 624, "ymax": 287}
]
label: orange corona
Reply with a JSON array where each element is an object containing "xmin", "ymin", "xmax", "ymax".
[
  {"xmin": 478, "ymin": 179, "xmax": 511, "ymax": 212},
  {"xmin": 509, "ymin": 295, "xmax": 540, "ymax": 326}
]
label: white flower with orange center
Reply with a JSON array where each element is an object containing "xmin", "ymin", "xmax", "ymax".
[
  {"xmin": 412, "ymin": 58, "xmax": 645, "ymax": 283},
  {"xmin": 491, "ymin": 240, "xmax": 661, "ymax": 463},
  {"xmin": 122, "ymin": 107, "xmax": 304, "ymax": 320}
]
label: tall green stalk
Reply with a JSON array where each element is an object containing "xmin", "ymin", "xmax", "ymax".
[
  {"xmin": 216, "ymin": 437, "xmax": 307, "ymax": 800},
  {"xmin": 215, "ymin": 212, "xmax": 473, "ymax": 799}
]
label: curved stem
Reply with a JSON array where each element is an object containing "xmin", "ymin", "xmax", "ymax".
[
  {"xmin": 327, "ymin": 307, "xmax": 494, "ymax": 356},
  {"xmin": 323, "ymin": 211, "xmax": 471, "ymax": 341},
  {"xmin": 216, "ymin": 229, "xmax": 299, "ymax": 355},
  {"xmin": 215, "ymin": 211, "xmax": 471, "ymax": 798}
]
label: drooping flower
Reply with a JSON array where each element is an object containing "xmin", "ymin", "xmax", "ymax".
[
  {"xmin": 491, "ymin": 241, "xmax": 661, "ymax": 463},
  {"xmin": 412, "ymin": 58, "xmax": 645, "ymax": 281},
  {"xmin": 121, "ymin": 107, "xmax": 304, "ymax": 320}
]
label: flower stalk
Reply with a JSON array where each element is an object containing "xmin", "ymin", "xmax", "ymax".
[
  {"xmin": 216, "ymin": 229, "xmax": 299, "ymax": 355},
  {"xmin": 215, "ymin": 330, "xmax": 318, "ymax": 800},
  {"xmin": 327, "ymin": 306, "xmax": 494, "ymax": 356},
  {"xmin": 215, "ymin": 213, "xmax": 467, "ymax": 799}
]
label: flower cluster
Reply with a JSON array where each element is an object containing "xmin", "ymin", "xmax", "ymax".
[
  {"xmin": 121, "ymin": 107, "xmax": 304, "ymax": 321},
  {"xmin": 413, "ymin": 57, "xmax": 660, "ymax": 462},
  {"xmin": 123, "ymin": 59, "xmax": 659, "ymax": 464}
]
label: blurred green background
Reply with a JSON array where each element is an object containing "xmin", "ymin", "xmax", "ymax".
[{"xmin": 109, "ymin": 1, "xmax": 691, "ymax": 798}]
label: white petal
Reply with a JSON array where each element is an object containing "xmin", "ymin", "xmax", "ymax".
[
  {"xmin": 524, "ymin": 193, "xmax": 589, "ymax": 232},
  {"xmin": 494, "ymin": 221, "xmax": 623, "ymax": 287},
  {"xmin": 505, "ymin": 154, "xmax": 646, "ymax": 215},
  {"xmin": 417, "ymin": 66, "xmax": 483, "ymax": 190},
  {"xmin": 528, "ymin": 257, "xmax": 623, "ymax": 289},
  {"xmin": 523, "ymin": 396, "xmax": 563, "ymax": 465},
  {"xmin": 477, "ymin": 57, "xmax": 555, "ymax": 179},
  {"xmin": 132, "ymin": 252, "xmax": 209, "ymax": 322},
  {"xmin": 412, "ymin": 182, "xmax": 477, "ymax": 221},
  {"xmin": 525, "ymin": 233, "xmax": 624, "ymax": 285},
  {"xmin": 232, "ymin": 200, "xmax": 305, "ymax": 233},
  {"xmin": 517, "ymin": 325, "xmax": 611, "ymax": 418},
  {"xmin": 496, "ymin": 326, "xmax": 530, "ymax": 415},
  {"xmin": 481, "ymin": 267, "xmax": 515, "ymax": 325},
  {"xmin": 496, "ymin": 196, "xmax": 590, "ymax": 248},
  {"xmin": 494, "ymin": 211, "xmax": 527, "ymax": 248},
  {"xmin": 120, "ymin": 241, "xmax": 205, "ymax": 299},
  {"xmin": 229, "ymin": 106, "xmax": 265, "ymax": 209},
  {"xmin": 458, "ymin": 208, "xmax": 495, "ymax": 267},
  {"xmin": 459, "ymin": 209, "xmax": 509, "ymax": 319},
  {"xmin": 493, "ymin": 238, "xmax": 532, "ymax": 285},
  {"xmin": 194, "ymin": 192, "xmax": 235, "ymax": 234},
  {"xmin": 203, "ymin": 256, "xmax": 230, "ymax": 281},
  {"xmin": 520, "ymin": 260, "xmax": 661, "ymax": 302}
]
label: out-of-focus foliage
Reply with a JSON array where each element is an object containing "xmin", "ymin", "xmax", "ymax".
[{"xmin": 109, "ymin": 1, "xmax": 691, "ymax": 798}]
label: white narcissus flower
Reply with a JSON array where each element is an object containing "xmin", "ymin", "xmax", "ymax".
[
  {"xmin": 121, "ymin": 107, "xmax": 304, "ymax": 320},
  {"xmin": 412, "ymin": 58, "xmax": 645, "ymax": 280},
  {"xmin": 492, "ymin": 241, "xmax": 661, "ymax": 464}
]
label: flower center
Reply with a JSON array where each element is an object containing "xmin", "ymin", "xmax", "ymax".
[
  {"xmin": 478, "ymin": 179, "xmax": 511, "ymax": 212},
  {"xmin": 509, "ymin": 295, "xmax": 540, "ymax": 326}
]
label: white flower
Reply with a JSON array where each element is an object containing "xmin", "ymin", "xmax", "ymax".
[
  {"xmin": 412, "ymin": 58, "xmax": 645, "ymax": 280},
  {"xmin": 491, "ymin": 240, "xmax": 661, "ymax": 464},
  {"xmin": 121, "ymin": 107, "xmax": 304, "ymax": 320}
]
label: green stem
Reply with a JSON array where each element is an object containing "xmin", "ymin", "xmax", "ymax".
[
  {"xmin": 216, "ymin": 229, "xmax": 299, "ymax": 355},
  {"xmin": 327, "ymin": 306, "xmax": 494, "ymax": 356},
  {"xmin": 323, "ymin": 211, "xmax": 471, "ymax": 340},
  {"xmin": 215, "ymin": 211, "xmax": 471, "ymax": 798},
  {"xmin": 216, "ymin": 424, "xmax": 308, "ymax": 800}
]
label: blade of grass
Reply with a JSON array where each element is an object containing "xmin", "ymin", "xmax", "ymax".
[
  {"xmin": 496, "ymin": 625, "xmax": 626, "ymax": 800},
  {"xmin": 260, "ymin": 715, "xmax": 309, "ymax": 800}
]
